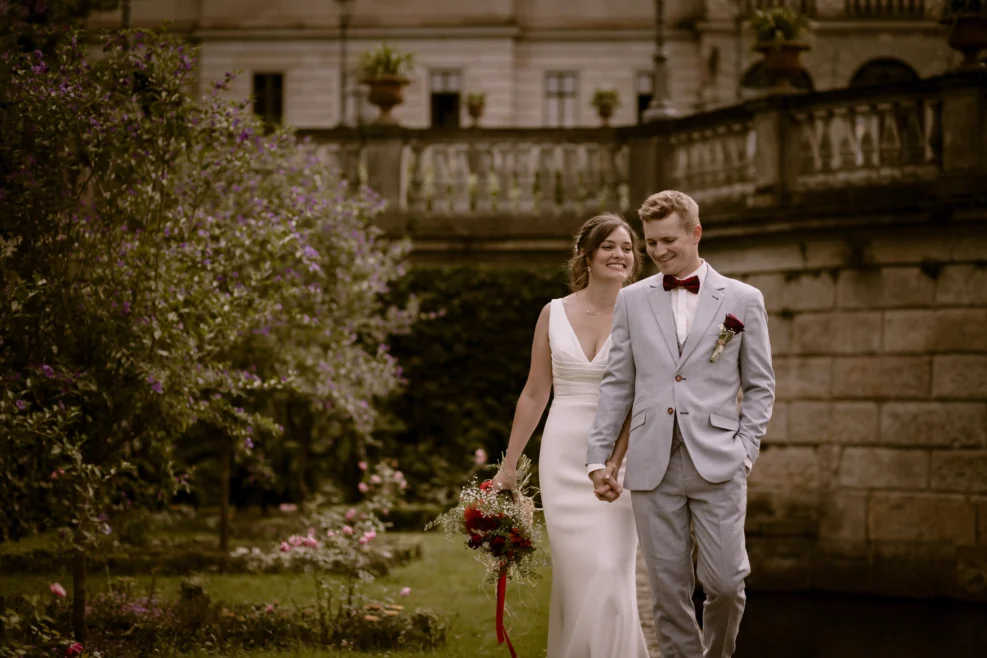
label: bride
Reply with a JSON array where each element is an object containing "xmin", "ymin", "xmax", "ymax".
[{"xmin": 491, "ymin": 213, "xmax": 650, "ymax": 657}]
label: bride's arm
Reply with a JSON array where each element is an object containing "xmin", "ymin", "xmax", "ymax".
[
  {"xmin": 604, "ymin": 410, "xmax": 633, "ymax": 485},
  {"xmin": 492, "ymin": 303, "xmax": 553, "ymax": 490}
]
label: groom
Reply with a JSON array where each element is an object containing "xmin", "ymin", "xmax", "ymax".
[{"xmin": 586, "ymin": 190, "xmax": 775, "ymax": 658}]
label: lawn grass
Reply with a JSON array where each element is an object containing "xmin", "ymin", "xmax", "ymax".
[{"xmin": 0, "ymin": 532, "xmax": 553, "ymax": 657}]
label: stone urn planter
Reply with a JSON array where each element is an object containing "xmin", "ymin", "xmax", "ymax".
[
  {"xmin": 946, "ymin": 13, "xmax": 987, "ymax": 69},
  {"xmin": 755, "ymin": 41, "xmax": 811, "ymax": 92},
  {"xmin": 466, "ymin": 92, "xmax": 486, "ymax": 127},
  {"xmin": 748, "ymin": 7, "xmax": 812, "ymax": 94},
  {"xmin": 363, "ymin": 75, "xmax": 410, "ymax": 125},
  {"xmin": 358, "ymin": 43, "xmax": 415, "ymax": 125},
  {"xmin": 591, "ymin": 88, "xmax": 620, "ymax": 127}
]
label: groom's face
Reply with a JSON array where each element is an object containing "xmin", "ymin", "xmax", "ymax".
[{"xmin": 642, "ymin": 212, "xmax": 702, "ymax": 278}]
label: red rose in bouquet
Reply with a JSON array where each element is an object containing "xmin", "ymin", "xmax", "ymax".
[{"xmin": 427, "ymin": 455, "xmax": 545, "ymax": 658}]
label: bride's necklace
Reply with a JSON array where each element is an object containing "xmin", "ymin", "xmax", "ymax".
[{"xmin": 580, "ymin": 290, "xmax": 615, "ymax": 316}]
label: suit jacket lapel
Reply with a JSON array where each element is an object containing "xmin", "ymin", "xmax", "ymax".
[
  {"xmin": 679, "ymin": 266, "xmax": 727, "ymax": 364},
  {"xmin": 648, "ymin": 280, "xmax": 680, "ymax": 364}
]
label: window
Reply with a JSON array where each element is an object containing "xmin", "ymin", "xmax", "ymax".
[
  {"xmin": 849, "ymin": 58, "xmax": 920, "ymax": 88},
  {"xmin": 545, "ymin": 71, "xmax": 578, "ymax": 128},
  {"xmin": 252, "ymin": 73, "xmax": 283, "ymax": 131},
  {"xmin": 636, "ymin": 71, "xmax": 655, "ymax": 124},
  {"xmin": 430, "ymin": 69, "xmax": 461, "ymax": 129}
]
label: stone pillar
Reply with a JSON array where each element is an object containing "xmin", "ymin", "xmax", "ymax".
[
  {"xmin": 362, "ymin": 126, "xmax": 406, "ymax": 211},
  {"xmin": 939, "ymin": 71, "xmax": 987, "ymax": 174},
  {"xmin": 749, "ymin": 96, "xmax": 796, "ymax": 208}
]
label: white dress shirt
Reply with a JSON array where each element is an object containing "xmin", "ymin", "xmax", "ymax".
[{"xmin": 588, "ymin": 261, "xmax": 725, "ymax": 477}]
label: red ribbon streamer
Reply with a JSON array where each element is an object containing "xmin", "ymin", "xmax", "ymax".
[{"xmin": 496, "ymin": 565, "xmax": 517, "ymax": 657}]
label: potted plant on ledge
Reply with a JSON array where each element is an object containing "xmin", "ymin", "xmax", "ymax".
[
  {"xmin": 465, "ymin": 92, "xmax": 486, "ymax": 127},
  {"xmin": 940, "ymin": 0, "xmax": 987, "ymax": 70},
  {"xmin": 749, "ymin": 6, "xmax": 812, "ymax": 93},
  {"xmin": 591, "ymin": 88, "xmax": 620, "ymax": 127},
  {"xmin": 358, "ymin": 43, "xmax": 415, "ymax": 125}
]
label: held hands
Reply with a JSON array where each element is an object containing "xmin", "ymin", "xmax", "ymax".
[{"xmin": 589, "ymin": 461, "xmax": 623, "ymax": 503}]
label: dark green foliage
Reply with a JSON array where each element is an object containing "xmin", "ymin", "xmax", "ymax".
[{"xmin": 379, "ymin": 266, "xmax": 569, "ymax": 503}]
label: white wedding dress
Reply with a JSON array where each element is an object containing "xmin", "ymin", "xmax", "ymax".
[{"xmin": 539, "ymin": 298, "xmax": 650, "ymax": 658}]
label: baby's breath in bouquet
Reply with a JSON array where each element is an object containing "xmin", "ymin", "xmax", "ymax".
[{"xmin": 426, "ymin": 455, "xmax": 546, "ymax": 657}]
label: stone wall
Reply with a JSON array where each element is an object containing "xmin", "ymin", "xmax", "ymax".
[{"xmin": 702, "ymin": 225, "xmax": 987, "ymax": 600}]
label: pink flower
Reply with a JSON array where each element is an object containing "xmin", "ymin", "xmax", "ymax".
[
  {"xmin": 50, "ymin": 582, "xmax": 67, "ymax": 598},
  {"xmin": 358, "ymin": 536, "xmax": 369, "ymax": 545},
  {"xmin": 400, "ymin": 587, "xmax": 411, "ymax": 597},
  {"xmin": 358, "ymin": 482, "xmax": 369, "ymax": 493},
  {"xmin": 307, "ymin": 527, "xmax": 316, "ymax": 537},
  {"xmin": 474, "ymin": 448, "xmax": 488, "ymax": 465},
  {"xmin": 393, "ymin": 471, "xmax": 404, "ymax": 482},
  {"xmin": 66, "ymin": 643, "xmax": 84, "ymax": 657},
  {"xmin": 302, "ymin": 536, "xmax": 319, "ymax": 548},
  {"xmin": 326, "ymin": 530, "xmax": 336, "ymax": 538},
  {"xmin": 342, "ymin": 525, "xmax": 354, "ymax": 536},
  {"xmin": 265, "ymin": 603, "xmax": 275, "ymax": 614},
  {"xmin": 289, "ymin": 535, "xmax": 304, "ymax": 546},
  {"xmin": 399, "ymin": 480, "xmax": 408, "ymax": 490},
  {"xmin": 51, "ymin": 469, "xmax": 62, "ymax": 480},
  {"xmin": 279, "ymin": 542, "xmax": 291, "ymax": 553},
  {"xmin": 279, "ymin": 503, "xmax": 297, "ymax": 513},
  {"xmin": 363, "ymin": 530, "xmax": 377, "ymax": 541},
  {"xmin": 358, "ymin": 461, "xmax": 368, "ymax": 471},
  {"xmin": 370, "ymin": 474, "xmax": 382, "ymax": 484},
  {"xmin": 345, "ymin": 507, "xmax": 357, "ymax": 521},
  {"xmin": 381, "ymin": 508, "xmax": 390, "ymax": 516}
]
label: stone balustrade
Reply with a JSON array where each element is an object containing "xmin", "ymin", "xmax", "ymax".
[{"xmin": 300, "ymin": 70, "xmax": 986, "ymax": 259}]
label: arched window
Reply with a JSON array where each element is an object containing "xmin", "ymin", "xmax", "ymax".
[
  {"xmin": 740, "ymin": 61, "xmax": 815, "ymax": 96},
  {"xmin": 849, "ymin": 58, "xmax": 920, "ymax": 88}
]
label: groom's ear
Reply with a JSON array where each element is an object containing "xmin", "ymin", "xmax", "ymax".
[{"xmin": 693, "ymin": 223, "xmax": 703, "ymax": 243}]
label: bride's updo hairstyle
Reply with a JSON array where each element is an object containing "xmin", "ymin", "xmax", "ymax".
[{"xmin": 566, "ymin": 212, "xmax": 643, "ymax": 292}]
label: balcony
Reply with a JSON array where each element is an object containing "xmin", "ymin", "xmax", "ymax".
[
  {"xmin": 299, "ymin": 71, "xmax": 987, "ymax": 260},
  {"xmin": 842, "ymin": 0, "xmax": 928, "ymax": 20}
]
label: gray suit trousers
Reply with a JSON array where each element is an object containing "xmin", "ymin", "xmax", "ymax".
[{"xmin": 631, "ymin": 435, "xmax": 750, "ymax": 658}]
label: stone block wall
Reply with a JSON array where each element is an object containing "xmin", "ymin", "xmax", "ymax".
[{"xmin": 705, "ymin": 224, "xmax": 987, "ymax": 600}]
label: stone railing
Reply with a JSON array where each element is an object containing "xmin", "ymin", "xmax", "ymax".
[
  {"xmin": 842, "ymin": 0, "xmax": 928, "ymax": 19},
  {"xmin": 306, "ymin": 129, "xmax": 630, "ymax": 219},
  {"xmin": 300, "ymin": 70, "xmax": 986, "ymax": 253},
  {"xmin": 743, "ymin": 0, "xmax": 819, "ymax": 17}
]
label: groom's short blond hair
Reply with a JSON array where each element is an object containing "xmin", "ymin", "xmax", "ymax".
[{"xmin": 638, "ymin": 190, "xmax": 700, "ymax": 230}]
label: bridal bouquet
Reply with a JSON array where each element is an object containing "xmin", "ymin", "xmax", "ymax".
[{"xmin": 426, "ymin": 455, "xmax": 546, "ymax": 657}]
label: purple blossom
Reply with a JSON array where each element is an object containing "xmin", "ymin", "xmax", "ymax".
[
  {"xmin": 15, "ymin": 399, "xmax": 26, "ymax": 411},
  {"xmin": 40, "ymin": 364, "xmax": 55, "ymax": 378},
  {"xmin": 244, "ymin": 438, "xmax": 254, "ymax": 449}
]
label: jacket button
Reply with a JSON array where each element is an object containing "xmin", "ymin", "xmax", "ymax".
[
  {"xmin": 667, "ymin": 407, "xmax": 674, "ymax": 415},
  {"xmin": 675, "ymin": 375, "xmax": 683, "ymax": 382}
]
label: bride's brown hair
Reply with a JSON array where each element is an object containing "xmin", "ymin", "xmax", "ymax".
[{"xmin": 566, "ymin": 213, "xmax": 643, "ymax": 292}]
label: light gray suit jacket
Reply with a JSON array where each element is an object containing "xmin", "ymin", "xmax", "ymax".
[{"xmin": 586, "ymin": 266, "xmax": 775, "ymax": 490}]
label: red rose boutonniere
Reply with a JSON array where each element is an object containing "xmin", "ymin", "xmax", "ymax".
[{"xmin": 710, "ymin": 314, "xmax": 744, "ymax": 363}]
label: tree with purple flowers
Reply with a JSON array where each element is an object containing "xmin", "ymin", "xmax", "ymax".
[{"xmin": 0, "ymin": 19, "xmax": 415, "ymax": 643}]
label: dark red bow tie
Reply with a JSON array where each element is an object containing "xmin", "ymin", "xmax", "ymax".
[{"xmin": 663, "ymin": 275, "xmax": 700, "ymax": 294}]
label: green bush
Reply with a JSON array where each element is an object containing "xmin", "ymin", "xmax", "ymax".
[{"xmin": 380, "ymin": 266, "xmax": 569, "ymax": 504}]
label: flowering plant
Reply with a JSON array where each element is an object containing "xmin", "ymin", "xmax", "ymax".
[
  {"xmin": 427, "ymin": 455, "xmax": 544, "ymax": 584},
  {"xmin": 710, "ymin": 314, "xmax": 745, "ymax": 363},
  {"xmin": 426, "ymin": 455, "xmax": 545, "ymax": 656}
]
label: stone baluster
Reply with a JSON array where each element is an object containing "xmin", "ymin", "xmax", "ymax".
[
  {"xmin": 451, "ymin": 145, "xmax": 471, "ymax": 214},
  {"xmin": 473, "ymin": 142, "xmax": 493, "ymax": 214},
  {"xmin": 515, "ymin": 143, "xmax": 535, "ymax": 215},
  {"xmin": 406, "ymin": 141, "xmax": 426, "ymax": 213},
  {"xmin": 560, "ymin": 144, "xmax": 580, "ymax": 214}
]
